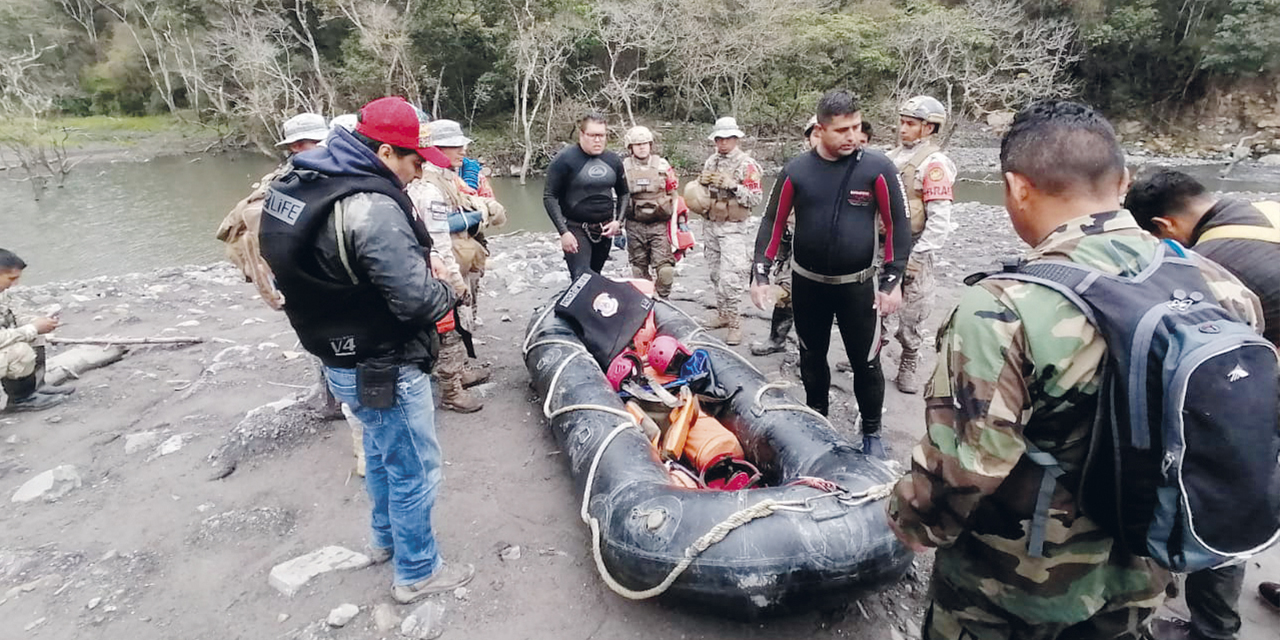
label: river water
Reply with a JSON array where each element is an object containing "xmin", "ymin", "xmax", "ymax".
[{"xmin": 1, "ymin": 153, "xmax": 1273, "ymax": 285}]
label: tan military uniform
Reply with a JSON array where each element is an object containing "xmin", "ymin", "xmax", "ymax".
[
  {"xmin": 0, "ymin": 292, "xmax": 37, "ymax": 381},
  {"xmin": 699, "ymin": 147, "xmax": 764, "ymax": 319},
  {"xmin": 215, "ymin": 165, "xmax": 288, "ymax": 310},
  {"xmin": 885, "ymin": 141, "xmax": 956, "ymax": 353},
  {"xmin": 888, "ymin": 211, "xmax": 1263, "ymax": 640},
  {"xmin": 623, "ymin": 155, "xmax": 678, "ymax": 297}
]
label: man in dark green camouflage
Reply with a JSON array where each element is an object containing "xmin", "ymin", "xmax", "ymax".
[{"xmin": 887, "ymin": 101, "xmax": 1264, "ymax": 640}]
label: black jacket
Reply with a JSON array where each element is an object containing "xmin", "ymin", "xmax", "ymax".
[
  {"xmin": 260, "ymin": 128, "xmax": 455, "ymax": 368},
  {"xmin": 1191, "ymin": 198, "xmax": 1280, "ymax": 346}
]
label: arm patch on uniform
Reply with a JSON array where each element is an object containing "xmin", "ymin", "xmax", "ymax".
[{"xmin": 922, "ymin": 163, "xmax": 953, "ymax": 202}]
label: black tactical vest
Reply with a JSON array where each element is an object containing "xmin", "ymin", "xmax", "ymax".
[{"xmin": 259, "ymin": 169, "xmax": 433, "ymax": 367}]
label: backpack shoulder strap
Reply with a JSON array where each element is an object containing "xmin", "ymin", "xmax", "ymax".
[
  {"xmin": 982, "ymin": 260, "xmax": 1100, "ymax": 327},
  {"xmin": 1023, "ymin": 441, "xmax": 1065, "ymax": 557}
]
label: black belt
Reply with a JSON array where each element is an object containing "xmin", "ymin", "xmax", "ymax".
[{"xmin": 791, "ymin": 261, "xmax": 876, "ymax": 285}]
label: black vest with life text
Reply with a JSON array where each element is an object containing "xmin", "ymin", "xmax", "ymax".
[{"xmin": 259, "ymin": 168, "xmax": 431, "ymax": 367}]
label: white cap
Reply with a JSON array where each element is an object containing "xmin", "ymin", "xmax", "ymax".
[
  {"xmin": 707, "ymin": 116, "xmax": 745, "ymax": 140},
  {"xmin": 276, "ymin": 113, "xmax": 328, "ymax": 147},
  {"xmin": 329, "ymin": 114, "xmax": 358, "ymax": 132},
  {"xmin": 431, "ymin": 119, "xmax": 471, "ymax": 147}
]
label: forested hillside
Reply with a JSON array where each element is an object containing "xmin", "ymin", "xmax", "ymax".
[{"xmin": 3, "ymin": 0, "xmax": 1279, "ymax": 162}]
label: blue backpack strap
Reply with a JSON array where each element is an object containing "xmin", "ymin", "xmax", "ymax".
[
  {"xmin": 1023, "ymin": 442, "xmax": 1065, "ymax": 558},
  {"xmin": 1162, "ymin": 238, "xmax": 1188, "ymax": 258}
]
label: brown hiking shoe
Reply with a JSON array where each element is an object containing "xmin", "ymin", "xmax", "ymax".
[
  {"xmin": 441, "ymin": 377, "xmax": 483, "ymax": 413},
  {"xmin": 704, "ymin": 312, "xmax": 730, "ymax": 329},
  {"xmin": 725, "ymin": 315, "xmax": 742, "ymax": 346},
  {"xmin": 460, "ymin": 368, "xmax": 491, "ymax": 388},
  {"xmin": 896, "ymin": 349, "xmax": 921, "ymax": 394},
  {"xmin": 392, "ymin": 562, "xmax": 475, "ymax": 604}
]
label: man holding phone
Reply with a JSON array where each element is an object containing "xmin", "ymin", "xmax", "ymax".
[{"xmin": 0, "ymin": 249, "xmax": 71, "ymax": 413}]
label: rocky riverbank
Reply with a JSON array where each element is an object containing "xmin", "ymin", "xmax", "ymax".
[{"xmin": 2, "ymin": 207, "xmax": 1278, "ymax": 640}]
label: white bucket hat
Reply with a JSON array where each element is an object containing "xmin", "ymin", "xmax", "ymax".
[
  {"xmin": 329, "ymin": 113, "xmax": 358, "ymax": 132},
  {"xmin": 707, "ymin": 116, "xmax": 745, "ymax": 140},
  {"xmin": 431, "ymin": 119, "xmax": 472, "ymax": 148},
  {"xmin": 276, "ymin": 113, "xmax": 329, "ymax": 147}
]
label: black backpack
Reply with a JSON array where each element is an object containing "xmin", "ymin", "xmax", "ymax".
[{"xmin": 982, "ymin": 241, "xmax": 1280, "ymax": 571}]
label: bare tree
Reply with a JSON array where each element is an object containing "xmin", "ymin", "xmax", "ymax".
[
  {"xmin": 57, "ymin": 0, "xmax": 99, "ymax": 43},
  {"xmin": 890, "ymin": 0, "xmax": 1081, "ymax": 139},
  {"xmin": 326, "ymin": 0, "xmax": 423, "ymax": 103},
  {"xmin": 508, "ymin": 0, "xmax": 579, "ymax": 183},
  {"xmin": 586, "ymin": 0, "xmax": 679, "ymax": 127}
]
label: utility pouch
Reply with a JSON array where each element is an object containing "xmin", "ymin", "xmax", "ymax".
[{"xmin": 357, "ymin": 359, "xmax": 400, "ymax": 409}]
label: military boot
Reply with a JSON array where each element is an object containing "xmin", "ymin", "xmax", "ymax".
[
  {"xmin": 441, "ymin": 376, "xmax": 483, "ymax": 413},
  {"xmin": 704, "ymin": 311, "xmax": 731, "ymax": 330},
  {"xmin": 725, "ymin": 313, "xmax": 743, "ymax": 346},
  {"xmin": 896, "ymin": 349, "xmax": 921, "ymax": 394},
  {"xmin": 750, "ymin": 307, "xmax": 792, "ymax": 356},
  {"xmin": 460, "ymin": 367, "xmax": 491, "ymax": 389}
]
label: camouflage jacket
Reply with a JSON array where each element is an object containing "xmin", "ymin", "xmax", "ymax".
[
  {"xmin": 0, "ymin": 290, "xmax": 37, "ymax": 352},
  {"xmin": 888, "ymin": 211, "xmax": 1263, "ymax": 627},
  {"xmin": 701, "ymin": 147, "xmax": 764, "ymax": 210}
]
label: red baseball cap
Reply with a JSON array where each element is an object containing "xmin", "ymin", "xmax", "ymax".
[{"xmin": 356, "ymin": 96, "xmax": 451, "ymax": 169}]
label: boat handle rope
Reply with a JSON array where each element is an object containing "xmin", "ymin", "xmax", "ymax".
[{"xmin": 529, "ymin": 336, "xmax": 896, "ymax": 601}]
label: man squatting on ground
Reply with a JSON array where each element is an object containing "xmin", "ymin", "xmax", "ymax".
[
  {"xmin": 0, "ymin": 250, "xmax": 73, "ymax": 413},
  {"xmin": 751, "ymin": 116, "xmax": 875, "ymax": 358},
  {"xmin": 751, "ymin": 90, "xmax": 910, "ymax": 459},
  {"xmin": 695, "ymin": 117, "xmax": 764, "ymax": 346},
  {"xmin": 884, "ymin": 96, "xmax": 957, "ymax": 394},
  {"xmin": 888, "ymin": 100, "xmax": 1263, "ymax": 640},
  {"xmin": 1125, "ymin": 169, "xmax": 1280, "ymax": 640},
  {"xmin": 259, "ymin": 96, "xmax": 474, "ymax": 604},
  {"xmin": 409, "ymin": 118, "xmax": 505, "ymax": 414},
  {"xmin": 622, "ymin": 125, "xmax": 680, "ymax": 298},
  {"xmin": 543, "ymin": 113, "xmax": 629, "ymax": 279}
]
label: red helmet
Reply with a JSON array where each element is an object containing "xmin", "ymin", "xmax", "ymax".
[
  {"xmin": 648, "ymin": 335, "xmax": 692, "ymax": 375},
  {"xmin": 606, "ymin": 350, "xmax": 643, "ymax": 391}
]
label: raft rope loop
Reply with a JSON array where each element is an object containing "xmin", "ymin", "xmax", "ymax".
[{"xmin": 525, "ymin": 306, "xmax": 899, "ymax": 601}]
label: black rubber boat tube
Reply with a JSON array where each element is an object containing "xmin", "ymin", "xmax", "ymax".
[{"xmin": 523, "ymin": 298, "xmax": 913, "ymax": 618}]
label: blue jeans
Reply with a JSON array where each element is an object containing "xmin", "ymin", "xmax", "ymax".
[{"xmin": 325, "ymin": 365, "xmax": 442, "ymax": 586}]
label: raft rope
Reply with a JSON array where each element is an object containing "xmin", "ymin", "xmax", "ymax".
[{"xmin": 525, "ymin": 302, "xmax": 899, "ymax": 600}]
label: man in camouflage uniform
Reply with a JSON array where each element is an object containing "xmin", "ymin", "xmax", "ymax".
[
  {"xmin": 888, "ymin": 101, "xmax": 1264, "ymax": 640},
  {"xmin": 622, "ymin": 125, "xmax": 679, "ymax": 298},
  {"xmin": 885, "ymin": 96, "xmax": 957, "ymax": 394},
  {"xmin": 697, "ymin": 117, "xmax": 763, "ymax": 345},
  {"xmin": 751, "ymin": 116, "xmax": 821, "ymax": 356},
  {"xmin": 0, "ymin": 249, "xmax": 69, "ymax": 413},
  {"xmin": 216, "ymin": 112, "xmax": 329, "ymax": 311},
  {"xmin": 409, "ymin": 120, "xmax": 504, "ymax": 414}
]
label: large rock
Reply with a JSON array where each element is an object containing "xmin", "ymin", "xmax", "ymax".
[
  {"xmin": 268, "ymin": 546, "xmax": 371, "ymax": 596},
  {"xmin": 11, "ymin": 465, "xmax": 82, "ymax": 503},
  {"xmin": 1258, "ymin": 153, "xmax": 1280, "ymax": 166},
  {"xmin": 371, "ymin": 603, "xmax": 401, "ymax": 632},
  {"xmin": 400, "ymin": 601, "xmax": 445, "ymax": 639}
]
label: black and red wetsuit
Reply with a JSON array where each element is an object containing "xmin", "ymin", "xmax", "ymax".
[{"xmin": 751, "ymin": 148, "xmax": 911, "ymax": 426}]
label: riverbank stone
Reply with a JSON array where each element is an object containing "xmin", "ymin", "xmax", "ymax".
[{"xmin": 267, "ymin": 546, "xmax": 370, "ymax": 596}]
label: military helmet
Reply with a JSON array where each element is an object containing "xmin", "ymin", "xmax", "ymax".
[
  {"xmin": 900, "ymin": 95, "xmax": 947, "ymax": 127},
  {"xmin": 625, "ymin": 126, "xmax": 655, "ymax": 147},
  {"xmin": 684, "ymin": 181, "xmax": 712, "ymax": 216}
]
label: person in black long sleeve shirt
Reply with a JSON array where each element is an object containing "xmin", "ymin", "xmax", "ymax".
[
  {"xmin": 749, "ymin": 90, "xmax": 911, "ymax": 458},
  {"xmin": 543, "ymin": 112, "xmax": 630, "ymax": 278}
]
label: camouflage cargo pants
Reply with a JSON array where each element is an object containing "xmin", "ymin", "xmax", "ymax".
[
  {"xmin": 625, "ymin": 218, "xmax": 675, "ymax": 298},
  {"xmin": 924, "ymin": 599, "xmax": 1160, "ymax": 640},
  {"xmin": 0, "ymin": 341, "xmax": 37, "ymax": 380},
  {"xmin": 701, "ymin": 218, "xmax": 753, "ymax": 314},
  {"xmin": 893, "ymin": 250, "xmax": 936, "ymax": 352},
  {"xmin": 434, "ymin": 329, "xmax": 469, "ymax": 385}
]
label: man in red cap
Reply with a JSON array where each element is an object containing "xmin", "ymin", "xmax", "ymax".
[{"xmin": 259, "ymin": 96, "xmax": 474, "ymax": 604}]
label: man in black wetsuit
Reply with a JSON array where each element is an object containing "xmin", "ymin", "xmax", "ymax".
[
  {"xmin": 543, "ymin": 112, "xmax": 630, "ymax": 278},
  {"xmin": 750, "ymin": 90, "xmax": 911, "ymax": 459}
]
